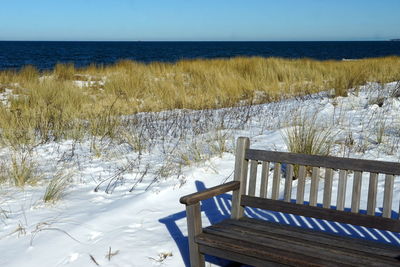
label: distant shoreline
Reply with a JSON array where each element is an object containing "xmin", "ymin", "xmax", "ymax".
[
  {"xmin": 1, "ymin": 41, "xmax": 400, "ymax": 71},
  {"xmin": 0, "ymin": 40, "xmax": 397, "ymax": 42}
]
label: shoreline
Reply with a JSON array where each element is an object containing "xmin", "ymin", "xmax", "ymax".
[{"xmin": 1, "ymin": 41, "xmax": 400, "ymax": 71}]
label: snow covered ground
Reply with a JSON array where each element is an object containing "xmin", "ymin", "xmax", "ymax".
[{"xmin": 0, "ymin": 82, "xmax": 400, "ymax": 267}]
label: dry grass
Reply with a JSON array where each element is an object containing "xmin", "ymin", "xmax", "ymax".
[
  {"xmin": 91, "ymin": 56, "xmax": 400, "ymax": 109},
  {"xmin": 283, "ymin": 113, "xmax": 334, "ymax": 156},
  {"xmin": 0, "ymin": 56, "xmax": 399, "ymax": 145},
  {"xmin": 283, "ymin": 112, "xmax": 335, "ymax": 178},
  {"xmin": 8, "ymin": 154, "xmax": 40, "ymax": 187},
  {"xmin": 43, "ymin": 171, "xmax": 71, "ymax": 203}
]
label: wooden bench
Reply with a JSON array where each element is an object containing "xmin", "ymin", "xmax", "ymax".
[{"xmin": 180, "ymin": 137, "xmax": 400, "ymax": 267}]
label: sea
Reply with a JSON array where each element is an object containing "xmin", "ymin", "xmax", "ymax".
[{"xmin": 1, "ymin": 41, "xmax": 400, "ymax": 70}]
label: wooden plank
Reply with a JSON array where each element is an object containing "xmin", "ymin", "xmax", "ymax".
[
  {"xmin": 198, "ymin": 245, "xmax": 287, "ymax": 267},
  {"xmin": 203, "ymin": 229, "xmax": 353, "ymax": 266},
  {"xmin": 367, "ymin": 173, "xmax": 378, "ymax": 216},
  {"xmin": 240, "ymin": 195, "xmax": 400, "ymax": 232},
  {"xmin": 197, "ymin": 233, "xmax": 346, "ymax": 267},
  {"xmin": 351, "ymin": 171, "xmax": 362, "ymax": 213},
  {"xmin": 283, "ymin": 164, "xmax": 293, "ymax": 202},
  {"xmin": 309, "ymin": 167, "xmax": 320, "ymax": 206},
  {"xmin": 271, "ymin": 163, "xmax": 281, "ymax": 200},
  {"xmin": 248, "ymin": 160, "xmax": 258, "ymax": 196},
  {"xmin": 234, "ymin": 218, "xmax": 400, "ymax": 258},
  {"xmin": 205, "ymin": 223, "xmax": 399, "ymax": 266},
  {"xmin": 245, "ymin": 149, "xmax": 400, "ymax": 175},
  {"xmin": 180, "ymin": 181, "xmax": 240, "ymax": 205},
  {"xmin": 231, "ymin": 137, "xmax": 250, "ymax": 219},
  {"xmin": 336, "ymin": 170, "xmax": 348, "ymax": 211},
  {"xmin": 383, "ymin": 174, "xmax": 394, "ymax": 218},
  {"xmin": 323, "ymin": 168, "xmax": 333, "ymax": 208},
  {"xmin": 186, "ymin": 203, "xmax": 205, "ymax": 267},
  {"xmin": 296, "ymin": 165, "xmax": 306, "ymax": 204},
  {"xmin": 259, "ymin": 161, "xmax": 269, "ymax": 198}
]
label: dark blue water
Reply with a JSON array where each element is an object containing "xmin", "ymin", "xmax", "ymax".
[{"xmin": 1, "ymin": 41, "xmax": 400, "ymax": 70}]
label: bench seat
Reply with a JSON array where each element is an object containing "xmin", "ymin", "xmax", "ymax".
[{"xmin": 197, "ymin": 217, "xmax": 400, "ymax": 267}]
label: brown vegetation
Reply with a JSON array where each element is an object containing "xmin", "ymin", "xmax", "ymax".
[{"xmin": 0, "ymin": 56, "xmax": 399, "ymax": 145}]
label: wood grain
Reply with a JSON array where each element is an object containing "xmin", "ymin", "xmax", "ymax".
[
  {"xmin": 323, "ymin": 168, "xmax": 333, "ymax": 209},
  {"xmin": 383, "ymin": 174, "xmax": 394, "ymax": 218},
  {"xmin": 180, "ymin": 181, "xmax": 240, "ymax": 205},
  {"xmin": 336, "ymin": 170, "xmax": 348, "ymax": 211},
  {"xmin": 309, "ymin": 167, "xmax": 320, "ymax": 206},
  {"xmin": 284, "ymin": 164, "xmax": 294, "ymax": 202},
  {"xmin": 296, "ymin": 165, "xmax": 306, "ymax": 204},
  {"xmin": 248, "ymin": 160, "xmax": 258, "ymax": 196},
  {"xmin": 186, "ymin": 203, "xmax": 205, "ymax": 267},
  {"xmin": 271, "ymin": 163, "xmax": 281, "ymax": 200},
  {"xmin": 260, "ymin": 161, "xmax": 270, "ymax": 198},
  {"xmin": 367, "ymin": 173, "xmax": 378, "ymax": 216},
  {"xmin": 246, "ymin": 149, "xmax": 400, "ymax": 175},
  {"xmin": 231, "ymin": 137, "xmax": 250, "ymax": 219},
  {"xmin": 351, "ymin": 171, "xmax": 362, "ymax": 213}
]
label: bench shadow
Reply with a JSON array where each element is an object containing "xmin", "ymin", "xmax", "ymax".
[
  {"xmin": 159, "ymin": 180, "xmax": 400, "ymax": 267},
  {"xmin": 159, "ymin": 180, "xmax": 239, "ymax": 267}
]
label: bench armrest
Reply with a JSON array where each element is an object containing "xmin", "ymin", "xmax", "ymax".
[{"xmin": 180, "ymin": 181, "xmax": 240, "ymax": 205}]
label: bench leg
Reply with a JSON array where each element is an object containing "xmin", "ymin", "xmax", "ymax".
[{"xmin": 186, "ymin": 203, "xmax": 205, "ymax": 267}]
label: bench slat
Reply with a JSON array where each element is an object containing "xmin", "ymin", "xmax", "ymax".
[
  {"xmin": 271, "ymin": 163, "xmax": 281, "ymax": 200},
  {"xmin": 351, "ymin": 171, "xmax": 363, "ymax": 213},
  {"xmin": 248, "ymin": 160, "xmax": 258, "ymax": 196},
  {"xmin": 383, "ymin": 174, "xmax": 394, "ymax": 218},
  {"xmin": 197, "ymin": 233, "xmax": 340, "ymax": 267},
  {"xmin": 202, "ymin": 229, "xmax": 355, "ymax": 266},
  {"xmin": 296, "ymin": 165, "xmax": 306, "ymax": 204},
  {"xmin": 336, "ymin": 170, "xmax": 348, "ymax": 211},
  {"xmin": 205, "ymin": 221, "xmax": 400, "ymax": 266},
  {"xmin": 323, "ymin": 168, "xmax": 333, "ymax": 208},
  {"xmin": 240, "ymin": 195, "xmax": 400, "ymax": 232},
  {"xmin": 284, "ymin": 164, "xmax": 293, "ymax": 202},
  {"xmin": 245, "ymin": 149, "xmax": 400, "ymax": 175},
  {"xmin": 367, "ymin": 173, "xmax": 378, "ymax": 216},
  {"xmin": 231, "ymin": 137, "xmax": 250, "ymax": 219},
  {"xmin": 309, "ymin": 167, "xmax": 320, "ymax": 206},
  {"xmin": 260, "ymin": 161, "xmax": 269, "ymax": 198},
  {"xmin": 236, "ymin": 218, "xmax": 400, "ymax": 258},
  {"xmin": 198, "ymin": 244, "xmax": 287, "ymax": 267}
]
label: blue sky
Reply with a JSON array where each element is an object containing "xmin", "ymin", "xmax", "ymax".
[{"xmin": 0, "ymin": 0, "xmax": 399, "ymax": 41}]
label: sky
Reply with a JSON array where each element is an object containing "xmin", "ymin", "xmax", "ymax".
[{"xmin": 0, "ymin": 0, "xmax": 399, "ymax": 41}]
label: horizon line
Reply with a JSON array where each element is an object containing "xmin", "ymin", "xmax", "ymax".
[{"xmin": 0, "ymin": 39, "xmax": 395, "ymax": 42}]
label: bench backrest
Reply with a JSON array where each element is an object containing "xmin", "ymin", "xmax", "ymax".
[{"xmin": 231, "ymin": 137, "xmax": 400, "ymax": 232}]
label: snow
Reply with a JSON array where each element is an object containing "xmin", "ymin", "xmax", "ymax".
[
  {"xmin": 73, "ymin": 80, "xmax": 105, "ymax": 88},
  {"xmin": 1, "ymin": 81, "xmax": 400, "ymax": 266}
]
